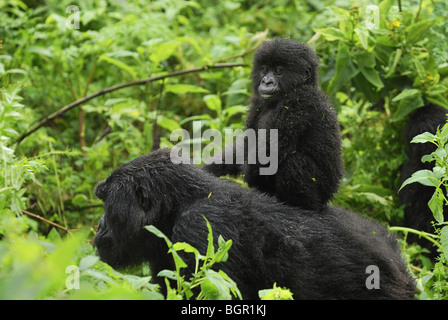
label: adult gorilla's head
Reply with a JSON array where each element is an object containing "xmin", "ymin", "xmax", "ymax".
[
  {"xmin": 252, "ymin": 38, "xmax": 319, "ymax": 100},
  {"xmin": 93, "ymin": 149, "xmax": 210, "ymax": 268}
]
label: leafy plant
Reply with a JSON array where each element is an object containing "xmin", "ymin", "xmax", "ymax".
[
  {"xmin": 259, "ymin": 283, "xmax": 294, "ymax": 300},
  {"xmin": 393, "ymin": 121, "xmax": 448, "ymax": 299},
  {"xmin": 398, "ymin": 123, "xmax": 448, "ymax": 255},
  {"xmin": 316, "ymin": 0, "xmax": 448, "ymax": 121},
  {"xmin": 145, "ymin": 217, "xmax": 242, "ymax": 300}
]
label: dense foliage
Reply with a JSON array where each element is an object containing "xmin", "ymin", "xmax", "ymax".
[{"xmin": 1, "ymin": 0, "xmax": 447, "ymax": 299}]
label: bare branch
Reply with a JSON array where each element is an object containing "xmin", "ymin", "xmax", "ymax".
[{"xmin": 16, "ymin": 62, "xmax": 245, "ymax": 145}]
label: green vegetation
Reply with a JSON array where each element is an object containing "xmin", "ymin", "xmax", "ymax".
[{"xmin": 1, "ymin": 0, "xmax": 447, "ymax": 300}]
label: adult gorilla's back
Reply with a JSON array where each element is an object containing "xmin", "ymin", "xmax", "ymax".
[{"xmin": 94, "ymin": 149, "xmax": 415, "ymax": 299}]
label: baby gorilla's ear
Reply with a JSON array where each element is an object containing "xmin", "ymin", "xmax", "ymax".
[{"xmin": 303, "ymin": 66, "xmax": 312, "ymax": 84}]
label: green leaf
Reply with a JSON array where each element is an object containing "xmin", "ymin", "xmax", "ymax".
[
  {"xmin": 359, "ymin": 192, "xmax": 389, "ymax": 205},
  {"xmin": 314, "ymin": 27, "xmax": 345, "ymax": 41},
  {"xmin": 359, "ymin": 65, "xmax": 384, "ymax": 88},
  {"xmin": 199, "ymin": 269, "xmax": 238, "ymax": 300},
  {"xmin": 385, "ymin": 48, "xmax": 402, "ymax": 78},
  {"xmin": 203, "ymin": 95, "xmax": 222, "ymax": 115},
  {"xmin": 259, "ymin": 283, "xmax": 294, "ymax": 300},
  {"xmin": 157, "ymin": 270, "xmax": 178, "ymax": 280},
  {"xmin": 99, "ymin": 54, "xmax": 137, "ymax": 79},
  {"xmin": 328, "ymin": 42, "xmax": 359, "ymax": 93},
  {"xmin": 145, "ymin": 225, "xmax": 172, "ymax": 245},
  {"xmin": 204, "ymin": 216, "xmax": 215, "ymax": 260},
  {"xmin": 392, "ymin": 89, "xmax": 424, "ymax": 121},
  {"xmin": 149, "ymin": 41, "xmax": 180, "ymax": 64},
  {"xmin": 426, "ymin": 94, "xmax": 448, "ymax": 110},
  {"xmin": 213, "ymin": 238, "xmax": 232, "ymax": 263},
  {"xmin": 399, "ymin": 169, "xmax": 439, "ymax": 192},
  {"xmin": 165, "ymin": 84, "xmax": 209, "ymax": 95},
  {"xmin": 354, "ymin": 27, "xmax": 369, "ymax": 50},
  {"xmin": 145, "ymin": 225, "xmax": 187, "ymax": 269},
  {"xmin": 411, "ymin": 132, "xmax": 437, "ymax": 144},
  {"xmin": 440, "ymin": 226, "xmax": 448, "ymax": 258},
  {"xmin": 428, "ymin": 188, "xmax": 445, "ymax": 224},
  {"xmin": 79, "ymin": 255, "xmax": 99, "ymax": 271},
  {"xmin": 405, "ymin": 19, "xmax": 436, "ymax": 44},
  {"xmin": 157, "ymin": 116, "xmax": 182, "ymax": 131}
]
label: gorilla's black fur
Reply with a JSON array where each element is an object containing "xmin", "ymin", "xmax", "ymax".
[
  {"xmin": 94, "ymin": 149, "xmax": 415, "ymax": 299},
  {"xmin": 399, "ymin": 104, "xmax": 448, "ymax": 257},
  {"xmin": 203, "ymin": 38, "xmax": 344, "ymax": 210}
]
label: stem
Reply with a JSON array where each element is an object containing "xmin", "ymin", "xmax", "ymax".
[
  {"xmin": 389, "ymin": 226, "xmax": 441, "ymax": 248},
  {"xmin": 16, "ymin": 62, "xmax": 245, "ymax": 145},
  {"xmin": 21, "ymin": 209, "xmax": 71, "ymax": 233},
  {"xmin": 415, "ymin": 0, "xmax": 423, "ymax": 23}
]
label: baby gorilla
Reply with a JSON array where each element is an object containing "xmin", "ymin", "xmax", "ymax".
[
  {"xmin": 94, "ymin": 149, "xmax": 415, "ymax": 300},
  {"xmin": 203, "ymin": 38, "xmax": 344, "ymax": 210}
]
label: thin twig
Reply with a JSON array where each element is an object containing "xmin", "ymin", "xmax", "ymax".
[
  {"xmin": 16, "ymin": 62, "xmax": 245, "ymax": 145},
  {"xmin": 21, "ymin": 209, "xmax": 72, "ymax": 233}
]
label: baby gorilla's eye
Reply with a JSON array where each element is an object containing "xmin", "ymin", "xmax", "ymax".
[
  {"xmin": 261, "ymin": 66, "xmax": 268, "ymax": 74},
  {"xmin": 274, "ymin": 67, "xmax": 283, "ymax": 75}
]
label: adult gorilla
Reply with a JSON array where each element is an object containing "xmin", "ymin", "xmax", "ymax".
[{"xmin": 94, "ymin": 149, "xmax": 415, "ymax": 300}]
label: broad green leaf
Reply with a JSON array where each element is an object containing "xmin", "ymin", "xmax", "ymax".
[
  {"xmin": 328, "ymin": 42, "xmax": 359, "ymax": 93},
  {"xmin": 359, "ymin": 65, "xmax": 384, "ymax": 88},
  {"xmin": 200, "ymin": 269, "xmax": 234, "ymax": 300},
  {"xmin": 79, "ymin": 255, "xmax": 99, "ymax": 271},
  {"xmin": 203, "ymin": 94, "xmax": 222, "ymax": 115},
  {"xmin": 392, "ymin": 89, "xmax": 421, "ymax": 102},
  {"xmin": 428, "ymin": 84, "xmax": 448, "ymax": 96},
  {"xmin": 438, "ymin": 63, "xmax": 448, "ymax": 76},
  {"xmin": 426, "ymin": 94, "xmax": 448, "ymax": 109},
  {"xmin": 354, "ymin": 27, "xmax": 369, "ymax": 50},
  {"xmin": 440, "ymin": 226, "xmax": 448, "ymax": 258},
  {"xmin": 428, "ymin": 188, "xmax": 444, "ymax": 224},
  {"xmin": 392, "ymin": 89, "xmax": 424, "ymax": 121},
  {"xmin": 157, "ymin": 117, "xmax": 182, "ymax": 131},
  {"xmin": 157, "ymin": 269, "xmax": 178, "ymax": 280},
  {"xmin": 411, "ymin": 132, "xmax": 437, "ymax": 144},
  {"xmin": 405, "ymin": 19, "xmax": 436, "ymax": 44},
  {"xmin": 359, "ymin": 192, "xmax": 389, "ymax": 205},
  {"xmin": 378, "ymin": 0, "xmax": 394, "ymax": 22},
  {"xmin": 149, "ymin": 41, "xmax": 179, "ymax": 64},
  {"xmin": 399, "ymin": 169, "xmax": 439, "ymax": 192}
]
